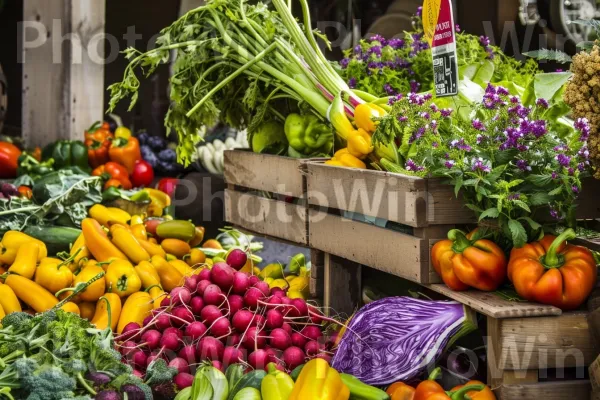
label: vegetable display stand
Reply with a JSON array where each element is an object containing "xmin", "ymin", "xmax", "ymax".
[
  {"xmin": 321, "ymin": 252, "xmax": 596, "ymax": 400},
  {"xmin": 224, "ymin": 149, "xmax": 314, "ymax": 245}
]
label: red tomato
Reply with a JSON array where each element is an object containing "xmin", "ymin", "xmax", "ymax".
[
  {"xmin": 157, "ymin": 177, "xmax": 178, "ymax": 198},
  {"xmin": 130, "ymin": 159, "xmax": 154, "ymax": 188}
]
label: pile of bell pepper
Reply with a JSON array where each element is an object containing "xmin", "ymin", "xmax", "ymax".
[
  {"xmin": 259, "ymin": 253, "xmax": 311, "ymax": 300},
  {"xmin": 431, "ymin": 228, "xmax": 597, "ymax": 310}
]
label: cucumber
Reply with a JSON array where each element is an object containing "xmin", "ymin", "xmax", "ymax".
[
  {"xmin": 226, "ymin": 370, "xmax": 266, "ymax": 400},
  {"xmin": 156, "ymin": 220, "xmax": 196, "ymax": 241},
  {"xmin": 23, "ymin": 226, "xmax": 81, "ymax": 256}
]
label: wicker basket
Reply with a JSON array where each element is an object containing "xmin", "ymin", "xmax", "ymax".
[{"xmin": 0, "ymin": 63, "xmax": 6, "ymax": 134}]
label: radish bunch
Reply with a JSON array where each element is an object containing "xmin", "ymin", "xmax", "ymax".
[{"xmin": 116, "ymin": 262, "xmax": 334, "ymax": 387}]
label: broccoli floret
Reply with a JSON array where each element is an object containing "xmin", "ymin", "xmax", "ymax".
[
  {"xmin": 1, "ymin": 312, "xmax": 32, "ymax": 332},
  {"xmin": 88, "ymin": 346, "xmax": 130, "ymax": 378},
  {"xmin": 0, "ymin": 341, "xmax": 26, "ymax": 359},
  {"xmin": 14, "ymin": 358, "xmax": 79, "ymax": 400},
  {"xmin": 143, "ymin": 359, "xmax": 177, "ymax": 387}
]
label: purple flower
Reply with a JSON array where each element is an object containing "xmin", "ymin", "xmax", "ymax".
[
  {"xmin": 415, "ymin": 6, "xmax": 423, "ymax": 17},
  {"xmin": 431, "ymin": 120, "xmax": 438, "ymax": 130},
  {"xmin": 420, "ymin": 112, "xmax": 430, "ymax": 120},
  {"xmin": 480, "ymin": 36, "xmax": 491, "ymax": 46},
  {"xmin": 408, "ymin": 92, "xmax": 426, "ymax": 105},
  {"xmin": 455, "ymin": 24, "xmax": 461, "ymax": 33},
  {"xmin": 368, "ymin": 45, "xmax": 382, "ymax": 58},
  {"xmin": 430, "ymin": 103, "xmax": 439, "ymax": 112},
  {"xmin": 556, "ymin": 68, "xmax": 563, "ymax": 73},
  {"xmin": 450, "ymin": 138, "xmax": 472, "ymax": 152},
  {"xmin": 398, "ymin": 115, "xmax": 408, "ymax": 123},
  {"xmin": 536, "ymin": 98, "xmax": 549, "ymax": 109},
  {"xmin": 353, "ymin": 44, "xmax": 362, "ymax": 55},
  {"xmin": 388, "ymin": 38, "xmax": 405, "ymax": 49},
  {"xmin": 348, "ymin": 78, "xmax": 357, "ymax": 89},
  {"xmin": 556, "ymin": 154, "xmax": 571, "ymax": 167},
  {"xmin": 516, "ymin": 159, "xmax": 531, "ymax": 171},
  {"xmin": 472, "ymin": 119, "xmax": 486, "ymax": 131},
  {"xmin": 444, "ymin": 153, "xmax": 450, "ymax": 159},
  {"xmin": 568, "ymin": 167, "xmax": 575, "ymax": 176},
  {"xmin": 440, "ymin": 108, "xmax": 453, "ymax": 118},
  {"xmin": 496, "ymin": 86, "xmax": 509, "ymax": 96},
  {"xmin": 531, "ymin": 120, "xmax": 547, "ymax": 137},
  {"xmin": 510, "ymin": 96, "xmax": 520, "ymax": 104},
  {"xmin": 575, "ymin": 117, "xmax": 591, "ymax": 141},
  {"xmin": 369, "ymin": 34, "xmax": 387, "ymax": 45},
  {"xmin": 406, "ymin": 159, "xmax": 425, "ymax": 172},
  {"xmin": 508, "ymin": 193, "xmax": 521, "ymax": 200},
  {"xmin": 572, "ymin": 185, "xmax": 580, "ymax": 193},
  {"xmin": 410, "ymin": 80, "xmax": 421, "ymax": 93},
  {"xmin": 471, "ymin": 158, "xmax": 491, "ymax": 173},
  {"xmin": 432, "ymin": 141, "xmax": 439, "ymax": 148},
  {"xmin": 550, "ymin": 206, "xmax": 562, "ymax": 220},
  {"xmin": 384, "ymin": 83, "xmax": 396, "ymax": 96},
  {"xmin": 578, "ymin": 162, "xmax": 586, "ymax": 171},
  {"xmin": 340, "ymin": 58, "xmax": 350, "ymax": 69},
  {"xmin": 444, "ymin": 160, "xmax": 455, "ymax": 168},
  {"xmin": 579, "ymin": 146, "xmax": 590, "ymax": 159},
  {"xmin": 552, "ymin": 172, "xmax": 558, "ymax": 179},
  {"xmin": 409, "ymin": 127, "xmax": 426, "ymax": 143}
]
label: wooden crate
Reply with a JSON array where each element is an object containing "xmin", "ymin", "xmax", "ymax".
[
  {"xmin": 224, "ymin": 150, "xmax": 311, "ymax": 245},
  {"xmin": 321, "ymin": 253, "xmax": 595, "ymax": 400}
]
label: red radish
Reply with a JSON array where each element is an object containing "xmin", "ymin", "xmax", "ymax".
[
  {"xmin": 171, "ymin": 307, "xmax": 194, "ymax": 327},
  {"xmin": 232, "ymin": 310, "xmax": 255, "ymax": 332},
  {"xmin": 197, "ymin": 268, "xmax": 211, "ymax": 281},
  {"xmin": 222, "ymin": 346, "xmax": 244, "ymax": 366},
  {"xmin": 210, "ymin": 317, "xmax": 231, "ymax": 337},
  {"xmin": 131, "ymin": 350, "xmax": 147, "ymax": 370},
  {"xmin": 185, "ymin": 321, "xmax": 207, "ymax": 340},
  {"xmin": 190, "ymin": 296, "xmax": 205, "ymax": 316},
  {"xmin": 243, "ymin": 287, "xmax": 265, "ymax": 310},
  {"xmin": 212, "ymin": 360, "xmax": 224, "ymax": 372},
  {"xmin": 174, "ymin": 372, "xmax": 194, "ymax": 389},
  {"xmin": 160, "ymin": 296, "xmax": 171, "ymax": 308},
  {"xmin": 304, "ymin": 340, "xmax": 323, "ymax": 356},
  {"xmin": 203, "ymin": 284, "xmax": 224, "ymax": 306},
  {"xmin": 163, "ymin": 327, "xmax": 184, "ymax": 339},
  {"xmin": 248, "ymin": 349, "xmax": 269, "ymax": 370},
  {"xmin": 283, "ymin": 346, "xmax": 305, "ymax": 370},
  {"xmin": 227, "ymin": 294, "xmax": 244, "ymax": 316},
  {"xmin": 155, "ymin": 314, "xmax": 172, "ymax": 330},
  {"xmin": 226, "ymin": 249, "xmax": 248, "ymax": 270},
  {"xmin": 289, "ymin": 298, "xmax": 308, "ymax": 318},
  {"xmin": 196, "ymin": 280, "xmax": 212, "ymax": 295},
  {"xmin": 142, "ymin": 316, "xmax": 153, "ymax": 327},
  {"xmin": 169, "ymin": 357, "xmax": 190, "ymax": 374},
  {"xmin": 196, "ymin": 336, "xmax": 224, "ymax": 361},
  {"xmin": 242, "ymin": 327, "xmax": 266, "ymax": 350},
  {"xmin": 200, "ymin": 305, "xmax": 223, "ymax": 325},
  {"xmin": 248, "ymin": 275, "xmax": 260, "ymax": 286},
  {"xmin": 141, "ymin": 330, "xmax": 162, "ymax": 350},
  {"xmin": 265, "ymin": 348, "xmax": 282, "ymax": 364},
  {"xmin": 232, "ymin": 272, "xmax": 250, "ymax": 294},
  {"xmin": 301, "ymin": 325, "xmax": 323, "ymax": 341},
  {"xmin": 170, "ymin": 287, "xmax": 192, "ymax": 306},
  {"xmin": 270, "ymin": 287, "xmax": 286, "ymax": 297},
  {"xmin": 184, "ymin": 275, "xmax": 199, "ymax": 291},
  {"xmin": 266, "ymin": 295, "xmax": 283, "ymax": 310},
  {"xmin": 160, "ymin": 333, "xmax": 181, "ymax": 352},
  {"xmin": 210, "ymin": 263, "xmax": 235, "ymax": 290},
  {"xmin": 253, "ymin": 281, "xmax": 270, "ymax": 297},
  {"xmin": 281, "ymin": 323, "xmax": 293, "ymax": 335},
  {"xmin": 252, "ymin": 314, "xmax": 266, "ymax": 329},
  {"xmin": 178, "ymin": 345, "xmax": 196, "ymax": 363},
  {"xmin": 265, "ymin": 309, "xmax": 283, "ymax": 330},
  {"xmin": 225, "ymin": 333, "xmax": 241, "ymax": 347},
  {"xmin": 269, "ymin": 328, "xmax": 291, "ymax": 350},
  {"xmin": 120, "ymin": 341, "xmax": 138, "ymax": 356},
  {"xmin": 147, "ymin": 352, "xmax": 163, "ymax": 367},
  {"xmin": 279, "ymin": 297, "xmax": 293, "ymax": 316},
  {"xmin": 119, "ymin": 322, "xmax": 142, "ymax": 341},
  {"xmin": 291, "ymin": 332, "xmax": 307, "ymax": 349}
]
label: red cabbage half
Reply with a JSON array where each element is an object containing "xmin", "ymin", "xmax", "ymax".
[{"xmin": 331, "ymin": 297, "xmax": 476, "ymax": 385}]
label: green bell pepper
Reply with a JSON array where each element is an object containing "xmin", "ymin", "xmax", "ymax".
[
  {"xmin": 284, "ymin": 113, "xmax": 333, "ymax": 155},
  {"xmin": 261, "ymin": 363, "xmax": 295, "ymax": 400},
  {"xmin": 44, "ymin": 140, "xmax": 90, "ymax": 172},
  {"xmin": 16, "ymin": 153, "xmax": 55, "ymax": 181}
]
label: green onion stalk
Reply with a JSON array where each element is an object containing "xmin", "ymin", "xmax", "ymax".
[{"xmin": 108, "ymin": 0, "xmax": 369, "ymax": 165}]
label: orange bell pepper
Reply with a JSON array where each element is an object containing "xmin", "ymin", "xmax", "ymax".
[
  {"xmin": 85, "ymin": 122, "xmax": 114, "ymax": 168},
  {"xmin": 431, "ymin": 230, "xmax": 507, "ymax": 291},
  {"xmin": 109, "ymin": 137, "xmax": 141, "ymax": 174},
  {"xmin": 414, "ymin": 369, "xmax": 485, "ymax": 400},
  {"xmin": 507, "ymin": 228, "xmax": 597, "ymax": 310},
  {"xmin": 92, "ymin": 161, "xmax": 132, "ymax": 190},
  {"xmin": 387, "ymin": 381, "xmax": 416, "ymax": 400},
  {"xmin": 450, "ymin": 381, "xmax": 496, "ymax": 400},
  {"xmin": 0, "ymin": 142, "xmax": 21, "ymax": 179}
]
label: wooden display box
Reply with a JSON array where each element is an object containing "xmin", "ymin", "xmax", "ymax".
[{"xmin": 223, "ymin": 150, "xmax": 312, "ymax": 245}]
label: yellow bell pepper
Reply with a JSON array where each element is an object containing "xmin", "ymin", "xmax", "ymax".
[
  {"xmin": 71, "ymin": 263, "xmax": 107, "ymax": 302},
  {"xmin": 144, "ymin": 188, "xmax": 171, "ymax": 207},
  {"xmin": 169, "ymin": 259, "xmax": 195, "ymax": 277},
  {"xmin": 270, "ymin": 279, "xmax": 289, "ymax": 289},
  {"xmin": 131, "ymin": 224, "xmax": 148, "ymax": 242},
  {"xmin": 130, "ymin": 214, "xmax": 144, "ymax": 226},
  {"xmin": 0, "ymin": 282, "xmax": 22, "ymax": 313},
  {"xmin": 0, "ymin": 231, "xmax": 46, "ymax": 264},
  {"xmin": 91, "ymin": 293, "xmax": 122, "ymax": 331},
  {"xmin": 109, "ymin": 224, "xmax": 150, "ymax": 264},
  {"xmin": 148, "ymin": 284, "xmax": 166, "ymax": 309},
  {"xmin": 67, "ymin": 233, "xmax": 90, "ymax": 272},
  {"xmin": 79, "ymin": 302, "xmax": 96, "ymax": 320},
  {"xmin": 144, "ymin": 188, "xmax": 171, "ymax": 217},
  {"xmin": 347, "ymin": 129, "xmax": 373, "ymax": 159},
  {"xmin": 117, "ymin": 292, "xmax": 153, "ymax": 333},
  {"xmin": 89, "ymin": 204, "xmax": 131, "ymax": 226},
  {"xmin": 8, "ymin": 242, "xmax": 41, "ymax": 279},
  {"xmin": 287, "ymin": 290, "xmax": 306, "ymax": 300},
  {"xmin": 82, "ymin": 218, "xmax": 128, "ymax": 262},
  {"xmin": 185, "ymin": 248, "xmax": 206, "ymax": 267},
  {"xmin": 35, "ymin": 259, "xmax": 74, "ymax": 293},
  {"xmin": 259, "ymin": 263, "xmax": 284, "ymax": 280},
  {"xmin": 325, "ymin": 149, "xmax": 366, "ymax": 169},
  {"xmin": 289, "ymin": 358, "xmax": 350, "ymax": 400},
  {"xmin": 354, "ymin": 103, "xmax": 386, "ymax": 133},
  {"xmin": 60, "ymin": 302, "xmax": 81, "ymax": 316},
  {"xmin": 288, "ymin": 276, "xmax": 310, "ymax": 298},
  {"xmin": 139, "ymin": 239, "xmax": 166, "ymax": 258},
  {"xmin": 261, "ymin": 363, "xmax": 295, "ymax": 400},
  {"xmin": 150, "ymin": 255, "xmax": 184, "ymax": 291},
  {"xmin": 0, "ymin": 303, "xmax": 5, "ymax": 320},
  {"xmin": 135, "ymin": 260, "xmax": 162, "ymax": 289},
  {"xmin": 105, "ymin": 259, "xmax": 142, "ymax": 297}
]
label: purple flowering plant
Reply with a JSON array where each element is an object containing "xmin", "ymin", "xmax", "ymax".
[{"xmin": 375, "ymin": 85, "xmax": 590, "ymax": 247}]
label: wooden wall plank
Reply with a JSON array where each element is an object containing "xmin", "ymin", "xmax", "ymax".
[
  {"xmin": 22, "ymin": 0, "xmax": 105, "ymax": 147},
  {"xmin": 224, "ymin": 189, "xmax": 308, "ymax": 245},
  {"xmin": 496, "ymin": 380, "xmax": 591, "ymax": 400},
  {"xmin": 323, "ymin": 253, "xmax": 361, "ymax": 317}
]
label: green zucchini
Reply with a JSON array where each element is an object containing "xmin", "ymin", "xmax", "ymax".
[
  {"xmin": 226, "ymin": 370, "xmax": 266, "ymax": 400},
  {"xmin": 340, "ymin": 373, "xmax": 390, "ymax": 400},
  {"xmin": 290, "ymin": 364, "xmax": 305, "ymax": 381},
  {"xmin": 23, "ymin": 226, "xmax": 81, "ymax": 255}
]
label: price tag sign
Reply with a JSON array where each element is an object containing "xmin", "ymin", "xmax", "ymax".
[{"xmin": 422, "ymin": 0, "xmax": 458, "ymax": 97}]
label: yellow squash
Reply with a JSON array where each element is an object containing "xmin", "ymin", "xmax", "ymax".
[
  {"xmin": 67, "ymin": 233, "xmax": 90, "ymax": 272},
  {"xmin": 117, "ymin": 292, "xmax": 153, "ymax": 333},
  {"xmin": 105, "ymin": 259, "xmax": 142, "ymax": 297},
  {"xmin": 89, "ymin": 204, "xmax": 131, "ymax": 226},
  {"xmin": 161, "ymin": 239, "xmax": 190, "ymax": 259},
  {"xmin": 135, "ymin": 261, "xmax": 161, "ymax": 289},
  {"xmin": 150, "ymin": 255, "xmax": 184, "ymax": 291},
  {"xmin": 91, "ymin": 293, "xmax": 122, "ymax": 331},
  {"xmin": 60, "ymin": 302, "xmax": 81, "ymax": 315},
  {"xmin": 79, "ymin": 302, "xmax": 96, "ymax": 320},
  {"xmin": 82, "ymin": 218, "xmax": 128, "ymax": 262},
  {"xmin": 0, "ymin": 282, "xmax": 22, "ymax": 313},
  {"xmin": 131, "ymin": 224, "xmax": 148, "ymax": 242},
  {"xmin": 4, "ymin": 274, "xmax": 59, "ymax": 312},
  {"xmin": 148, "ymin": 285, "xmax": 166, "ymax": 309},
  {"xmin": 35, "ymin": 259, "xmax": 74, "ymax": 293},
  {"xmin": 169, "ymin": 259, "xmax": 195, "ymax": 277},
  {"xmin": 7, "ymin": 242, "xmax": 40, "ymax": 279},
  {"xmin": 110, "ymin": 224, "xmax": 150, "ymax": 264},
  {"xmin": 139, "ymin": 239, "xmax": 166, "ymax": 258}
]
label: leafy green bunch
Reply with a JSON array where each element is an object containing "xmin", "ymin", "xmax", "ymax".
[{"xmin": 378, "ymin": 86, "xmax": 590, "ymax": 248}]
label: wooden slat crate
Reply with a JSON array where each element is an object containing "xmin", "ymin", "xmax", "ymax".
[{"xmin": 223, "ymin": 150, "xmax": 312, "ymax": 245}]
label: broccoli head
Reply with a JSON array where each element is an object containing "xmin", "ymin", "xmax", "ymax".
[
  {"xmin": 1, "ymin": 312, "xmax": 32, "ymax": 332},
  {"xmin": 14, "ymin": 358, "xmax": 79, "ymax": 400},
  {"xmin": 143, "ymin": 359, "xmax": 177, "ymax": 387}
]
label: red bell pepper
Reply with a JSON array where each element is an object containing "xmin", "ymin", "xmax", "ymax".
[
  {"xmin": 157, "ymin": 177, "xmax": 178, "ymax": 198},
  {"xmin": 0, "ymin": 142, "xmax": 21, "ymax": 179}
]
